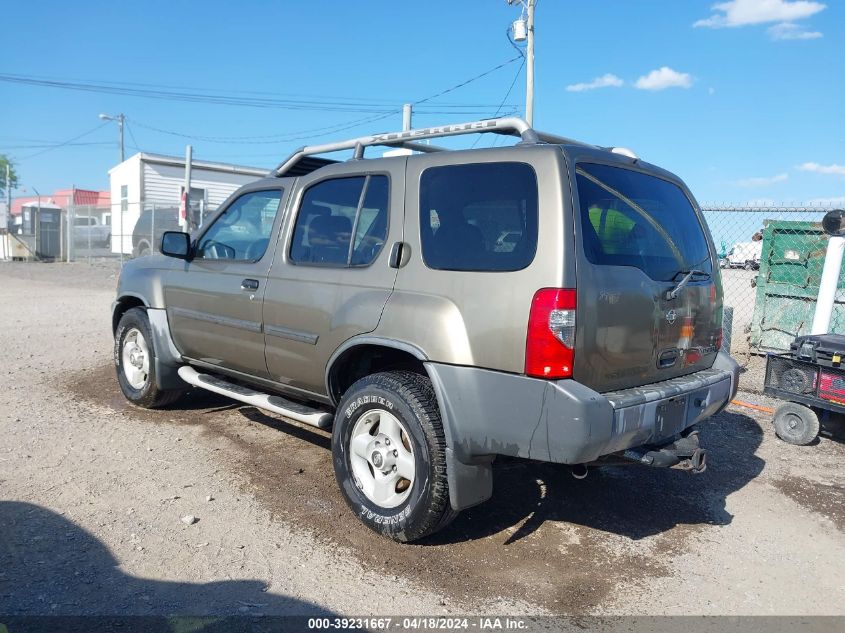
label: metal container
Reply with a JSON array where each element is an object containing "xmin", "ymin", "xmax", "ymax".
[{"xmin": 750, "ymin": 220, "xmax": 845, "ymax": 352}]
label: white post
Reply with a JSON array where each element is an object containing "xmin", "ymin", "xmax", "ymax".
[
  {"xmin": 402, "ymin": 104, "xmax": 413, "ymax": 132},
  {"xmin": 811, "ymin": 236, "xmax": 845, "ymax": 334},
  {"xmin": 180, "ymin": 145, "xmax": 192, "ymax": 231}
]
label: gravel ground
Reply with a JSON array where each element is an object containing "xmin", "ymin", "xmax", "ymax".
[{"xmin": 1, "ymin": 261, "xmax": 843, "ymax": 617}]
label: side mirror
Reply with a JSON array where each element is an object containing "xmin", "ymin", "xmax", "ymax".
[
  {"xmin": 822, "ymin": 209, "xmax": 845, "ymax": 237},
  {"xmin": 161, "ymin": 231, "xmax": 192, "ymax": 259}
]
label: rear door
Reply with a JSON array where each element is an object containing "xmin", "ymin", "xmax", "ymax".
[
  {"xmin": 573, "ymin": 162, "xmax": 720, "ymax": 393},
  {"xmin": 262, "ymin": 160, "xmax": 404, "ymax": 397}
]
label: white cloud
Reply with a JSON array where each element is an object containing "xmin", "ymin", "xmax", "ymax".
[
  {"xmin": 694, "ymin": 0, "xmax": 826, "ymax": 28},
  {"xmin": 565, "ymin": 74, "xmax": 624, "ymax": 92},
  {"xmin": 634, "ymin": 67, "xmax": 693, "ymax": 91},
  {"xmin": 735, "ymin": 173, "xmax": 789, "ymax": 187},
  {"xmin": 768, "ymin": 21, "xmax": 823, "ymax": 39},
  {"xmin": 798, "ymin": 162, "xmax": 845, "ymax": 176}
]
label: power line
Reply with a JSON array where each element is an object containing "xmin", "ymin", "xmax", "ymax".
[
  {"xmin": 127, "ymin": 55, "xmax": 524, "ymax": 145},
  {"xmin": 0, "ymin": 71, "xmax": 519, "ymax": 114},
  {"xmin": 125, "ymin": 121, "xmax": 142, "ymax": 154},
  {"xmin": 13, "ymin": 122, "xmax": 111, "ymax": 160},
  {"xmin": 472, "ymin": 56, "xmax": 526, "ymax": 148},
  {"xmin": 0, "ymin": 70, "xmax": 521, "ymax": 107},
  {"xmin": 0, "ymin": 141, "xmax": 112, "ymax": 149}
]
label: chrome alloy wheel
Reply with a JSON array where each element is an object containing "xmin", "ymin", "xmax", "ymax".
[
  {"xmin": 121, "ymin": 327, "xmax": 150, "ymax": 390},
  {"xmin": 348, "ymin": 408, "xmax": 415, "ymax": 509}
]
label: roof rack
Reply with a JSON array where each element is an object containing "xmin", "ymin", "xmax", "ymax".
[{"xmin": 271, "ymin": 116, "xmax": 594, "ymax": 177}]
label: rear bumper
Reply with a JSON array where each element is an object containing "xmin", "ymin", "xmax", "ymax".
[{"xmin": 427, "ymin": 351, "xmax": 739, "ymax": 509}]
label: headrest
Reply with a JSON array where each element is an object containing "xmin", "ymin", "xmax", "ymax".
[{"xmin": 309, "ymin": 214, "xmax": 352, "ymax": 237}]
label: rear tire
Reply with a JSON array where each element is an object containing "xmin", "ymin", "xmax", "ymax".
[
  {"xmin": 115, "ymin": 307, "xmax": 183, "ymax": 409},
  {"xmin": 332, "ymin": 371, "xmax": 457, "ymax": 542},
  {"xmin": 773, "ymin": 402, "xmax": 819, "ymax": 445}
]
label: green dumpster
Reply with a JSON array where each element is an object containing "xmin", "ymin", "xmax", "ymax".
[{"xmin": 751, "ymin": 220, "xmax": 845, "ymax": 352}]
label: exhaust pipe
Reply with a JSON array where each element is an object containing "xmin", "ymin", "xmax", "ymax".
[{"xmin": 571, "ymin": 464, "xmax": 588, "ymax": 479}]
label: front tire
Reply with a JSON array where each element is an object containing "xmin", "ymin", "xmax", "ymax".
[
  {"xmin": 332, "ymin": 371, "xmax": 457, "ymax": 542},
  {"xmin": 773, "ymin": 402, "xmax": 819, "ymax": 445},
  {"xmin": 115, "ymin": 307, "xmax": 183, "ymax": 408}
]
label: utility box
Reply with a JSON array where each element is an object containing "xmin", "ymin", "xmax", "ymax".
[
  {"xmin": 17, "ymin": 203, "xmax": 63, "ymax": 261},
  {"xmin": 750, "ymin": 220, "xmax": 844, "ymax": 352}
]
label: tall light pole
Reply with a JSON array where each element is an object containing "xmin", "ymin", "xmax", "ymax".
[
  {"xmin": 508, "ymin": 0, "xmax": 536, "ymax": 127},
  {"xmin": 99, "ymin": 113, "xmax": 125, "ymax": 163}
]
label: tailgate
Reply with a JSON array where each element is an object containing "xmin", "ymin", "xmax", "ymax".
[{"xmin": 572, "ymin": 162, "xmax": 721, "ymax": 393}]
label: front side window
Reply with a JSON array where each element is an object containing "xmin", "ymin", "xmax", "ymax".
[
  {"xmin": 576, "ymin": 163, "xmax": 712, "ymax": 281},
  {"xmin": 290, "ymin": 175, "xmax": 389, "ymax": 267},
  {"xmin": 195, "ymin": 190, "xmax": 282, "ymax": 261},
  {"xmin": 420, "ymin": 162, "xmax": 538, "ymax": 272}
]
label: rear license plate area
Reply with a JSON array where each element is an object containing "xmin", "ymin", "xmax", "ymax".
[{"xmin": 656, "ymin": 397, "xmax": 687, "ymax": 437}]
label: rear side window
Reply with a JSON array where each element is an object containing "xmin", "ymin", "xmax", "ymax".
[
  {"xmin": 290, "ymin": 175, "xmax": 389, "ymax": 267},
  {"xmin": 576, "ymin": 163, "xmax": 712, "ymax": 282},
  {"xmin": 420, "ymin": 162, "xmax": 538, "ymax": 272}
]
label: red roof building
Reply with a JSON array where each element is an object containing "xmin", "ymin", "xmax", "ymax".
[{"xmin": 11, "ymin": 188, "xmax": 110, "ymax": 215}]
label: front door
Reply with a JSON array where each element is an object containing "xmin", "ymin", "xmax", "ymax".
[
  {"xmin": 263, "ymin": 160, "xmax": 405, "ymax": 397},
  {"xmin": 165, "ymin": 187, "xmax": 286, "ymax": 378}
]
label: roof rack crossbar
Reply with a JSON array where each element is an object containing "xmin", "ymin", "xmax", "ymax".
[{"xmin": 272, "ymin": 116, "xmax": 542, "ymax": 177}]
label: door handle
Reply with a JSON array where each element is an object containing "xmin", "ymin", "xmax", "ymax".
[
  {"xmin": 388, "ymin": 242, "xmax": 410, "ymax": 269},
  {"xmin": 241, "ymin": 278, "xmax": 259, "ymax": 291}
]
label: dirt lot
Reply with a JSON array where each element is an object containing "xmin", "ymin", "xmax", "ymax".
[{"xmin": 1, "ymin": 261, "xmax": 843, "ymax": 616}]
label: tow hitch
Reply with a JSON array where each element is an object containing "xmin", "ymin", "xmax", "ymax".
[{"xmin": 620, "ymin": 428, "xmax": 707, "ymax": 474}]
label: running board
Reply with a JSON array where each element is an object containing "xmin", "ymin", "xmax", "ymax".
[{"xmin": 177, "ymin": 366, "xmax": 333, "ymax": 429}]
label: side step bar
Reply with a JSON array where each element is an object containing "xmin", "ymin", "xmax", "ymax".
[{"xmin": 177, "ymin": 366, "xmax": 333, "ymax": 429}]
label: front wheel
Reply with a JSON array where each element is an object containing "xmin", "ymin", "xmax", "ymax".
[
  {"xmin": 332, "ymin": 371, "xmax": 457, "ymax": 542},
  {"xmin": 115, "ymin": 307, "xmax": 183, "ymax": 408}
]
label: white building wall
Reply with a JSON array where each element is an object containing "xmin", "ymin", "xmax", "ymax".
[
  {"xmin": 142, "ymin": 162, "xmax": 261, "ymax": 209},
  {"xmin": 108, "ymin": 155, "xmax": 142, "ymax": 254},
  {"xmin": 107, "ymin": 153, "xmax": 267, "ymax": 255}
]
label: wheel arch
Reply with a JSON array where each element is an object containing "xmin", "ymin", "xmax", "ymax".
[
  {"xmin": 325, "ymin": 338, "xmax": 428, "ymax": 406},
  {"xmin": 112, "ymin": 294, "xmax": 148, "ymax": 333}
]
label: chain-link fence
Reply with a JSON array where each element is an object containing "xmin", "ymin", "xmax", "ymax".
[
  {"xmin": 65, "ymin": 200, "xmax": 214, "ymax": 264},
  {"xmin": 21, "ymin": 199, "xmax": 843, "ymax": 393},
  {"xmin": 702, "ymin": 204, "xmax": 841, "ymax": 392}
]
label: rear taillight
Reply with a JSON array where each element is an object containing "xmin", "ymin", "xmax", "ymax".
[
  {"xmin": 525, "ymin": 288, "xmax": 576, "ymax": 379},
  {"xmin": 715, "ymin": 327, "xmax": 724, "ymax": 351}
]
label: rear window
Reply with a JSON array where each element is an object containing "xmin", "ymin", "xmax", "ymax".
[
  {"xmin": 576, "ymin": 163, "xmax": 712, "ymax": 281},
  {"xmin": 290, "ymin": 175, "xmax": 389, "ymax": 267},
  {"xmin": 420, "ymin": 162, "xmax": 538, "ymax": 272}
]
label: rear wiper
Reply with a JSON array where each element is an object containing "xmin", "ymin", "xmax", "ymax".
[{"xmin": 666, "ymin": 269, "xmax": 710, "ymax": 300}]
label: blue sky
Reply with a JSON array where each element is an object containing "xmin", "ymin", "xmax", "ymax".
[{"xmin": 1, "ymin": 0, "xmax": 843, "ymax": 205}]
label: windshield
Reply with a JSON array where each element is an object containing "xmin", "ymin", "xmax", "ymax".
[{"xmin": 576, "ymin": 163, "xmax": 712, "ymax": 282}]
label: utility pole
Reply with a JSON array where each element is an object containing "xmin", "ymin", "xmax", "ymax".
[
  {"xmin": 99, "ymin": 113, "xmax": 125, "ymax": 163},
  {"xmin": 525, "ymin": 0, "xmax": 535, "ymax": 127},
  {"xmin": 4, "ymin": 163, "xmax": 10, "ymax": 231},
  {"xmin": 118, "ymin": 113, "xmax": 125, "ymax": 162},
  {"xmin": 402, "ymin": 103, "xmax": 413, "ymax": 131},
  {"xmin": 508, "ymin": 0, "xmax": 536, "ymax": 126}
]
